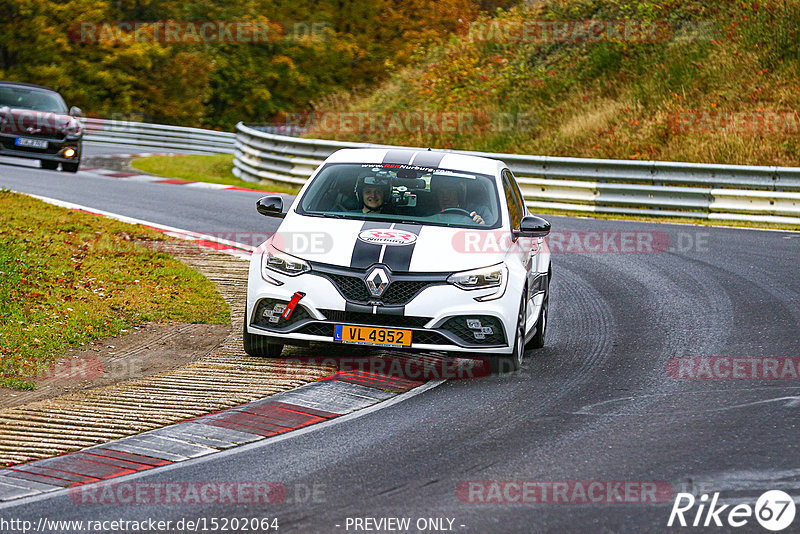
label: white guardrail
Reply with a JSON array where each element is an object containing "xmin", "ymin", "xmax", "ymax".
[
  {"xmin": 82, "ymin": 118, "xmax": 236, "ymax": 154},
  {"xmin": 233, "ymin": 122, "xmax": 800, "ymax": 225}
]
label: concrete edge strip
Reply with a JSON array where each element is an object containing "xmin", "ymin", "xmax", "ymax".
[{"xmin": 0, "ymin": 375, "xmax": 442, "ymax": 505}]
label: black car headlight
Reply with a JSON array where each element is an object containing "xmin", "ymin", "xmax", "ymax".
[
  {"xmin": 262, "ymin": 244, "xmax": 311, "ymax": 278},
  {"xmin": 63, "ymin": 120, "xmax": 83, "ymax": 138},
  {"xmin": 447, "ymin": 263, "xmax": 508, "ymax": 301}
]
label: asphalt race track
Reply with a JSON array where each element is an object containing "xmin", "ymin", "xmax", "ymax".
[{"xmin": 1, "ymin": 146, "xmax": 799, "ymax": 533}]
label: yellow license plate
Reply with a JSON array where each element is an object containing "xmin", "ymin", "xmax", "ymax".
[{"xmin": 334, "ymin": 325, "xmax": 412, "ymax": 347}]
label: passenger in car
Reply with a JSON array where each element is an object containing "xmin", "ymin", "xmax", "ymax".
[{"xmin": 354, "ymin": 175, "xmax": 394, "ymax": 214}]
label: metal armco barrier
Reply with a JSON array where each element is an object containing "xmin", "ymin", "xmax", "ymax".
[
  {"xmin": 82, "ymin": 118, "xmax": 236, "ymax": 154},
  {"xmin": 234, "ymin": 122, "xmax": 800, "ymax": 225}
]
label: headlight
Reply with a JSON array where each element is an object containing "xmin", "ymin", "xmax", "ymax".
[
  {"xmin": 65, "ymin": 120, "xmax": 83, "ymax": 138},
  {"xmin": 447, "ymin": 263, "xmax": 508, "ymax": 301},
  {"xmin": 262, "ymin": 245, "xmax": 310, "ymax": 278}
]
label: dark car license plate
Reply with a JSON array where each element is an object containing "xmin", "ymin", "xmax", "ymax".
[{"xmin": 15, "ymin": 137, "xmax": 48, "ymax": 149}]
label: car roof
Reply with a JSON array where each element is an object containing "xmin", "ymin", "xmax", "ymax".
[
  {"xmin": 325, "ymin": 148, "xmax": 506, "ymax": 177},
  {"xmin": 0, "ymin": 80, "xmax": 59, "ymax": 93}
]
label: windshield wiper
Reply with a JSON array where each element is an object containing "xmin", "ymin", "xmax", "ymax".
[{"xmin": 390, "ymin": 219, "xmax": 425, "ymax": 225}]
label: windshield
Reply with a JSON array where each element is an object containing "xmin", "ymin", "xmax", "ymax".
[
  {"xmin": 0, "ymin": 85, "xmax": 68, "ymax": 113},
  {"xmin": 297, "ymin": 163, "xmax": 501, "ymax": 229}
]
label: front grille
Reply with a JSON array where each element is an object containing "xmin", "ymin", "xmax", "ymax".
[
  {"xmin": 320, "ymin": 310, "xmax": 430, "ymax": 328},
  {"xmin": 382, "ymin": 281, "xmax": 433, "ymax": 304},
  {"xmin": 252, "ymin": 298, "xmax": 311, "ymax": 331},
  {"xmin": 297, "ymin": 323, "xmax": 334, "ymax": 337},
  {"xmin": 411, "ymin": 330, "xmax": 450, "ymax": 345},
  {"xmin": 323, "ymin": 273, "xmax": 439, "ymax": 305},
  {"xmin": 326, "ymin": 274, "xmax": 370, "ymax": 302},
  {"xmin": 440, "ymin": 316, "xmax": 506, "ymax": 346}
]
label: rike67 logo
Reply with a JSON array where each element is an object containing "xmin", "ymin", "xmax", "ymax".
[{"xmin": 668, "ymin": 490, "xmax": 796, "ymax": 531}]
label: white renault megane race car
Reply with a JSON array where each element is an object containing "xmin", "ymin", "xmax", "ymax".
[{"xmin": 244, "ymin": 148, "xmax": 552, "ymax": 372}]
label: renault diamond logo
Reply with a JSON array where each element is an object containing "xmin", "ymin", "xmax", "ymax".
[{"xmin": 365, "ymin": 267, "xmax": 390, "ymax": 298}]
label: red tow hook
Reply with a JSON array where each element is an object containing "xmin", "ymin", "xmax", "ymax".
[{"xmin": 282, "ymin": 292, "xmax": 306, "ymax": 320}]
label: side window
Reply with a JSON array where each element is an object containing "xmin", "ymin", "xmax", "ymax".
[{"xmin": 502, "ymin": 170, "xmax": 522, "ymax": 229}]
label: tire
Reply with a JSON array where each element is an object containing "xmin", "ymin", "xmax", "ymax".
[
  {"xmin": 62, "ymin": 161, "xmax": 79, "ymax": 173},
  {"xmin": 243, "ymin": 314, "xmax": 284, "ymax": 358},
  {"xmin": 491, "ymin": 291, "xmax": 526, "ymax": 374},
  {"xmin": 40, "ymin": 160, "xmax": 58, "ymax": 170},
  {"xmin": 526, "ymin": 289, "xmax": 548, "ymax": 350}
]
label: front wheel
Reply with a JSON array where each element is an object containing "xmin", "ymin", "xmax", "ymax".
[
  {"xmin": 526, "ymin": 290, "xmax": 548, "ymax": 350},
  {"xmin": 491, "ymin": 292, "xmax": 526, "ymax": 374},
  {"xmin": 243, "ymin": 314, "xmax": 284, "ymax": 358}
]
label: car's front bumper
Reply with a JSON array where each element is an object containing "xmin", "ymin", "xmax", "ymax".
[
  {"xmin": 0, "ymin": 134, "xmax": 82, "ymax": 163},
  {"xmin": 245, "ymin": 256, "xmax": 535, "ymax": 355}
]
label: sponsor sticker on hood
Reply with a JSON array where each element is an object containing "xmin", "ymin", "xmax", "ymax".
[{"xmin": 357, "ymin": 229, "xmax": 417, "ymax": 246}]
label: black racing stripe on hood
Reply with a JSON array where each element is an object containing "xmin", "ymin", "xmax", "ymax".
[
  {"xmin": 382, "ymin": 150, "xmax": 416, "ymax": 165},
  {"xmin": 350, "ymin": 221, "xmax": 391, "ymax": 269},
  {"xmin": 381, "ymin": 224, "xmax": 422, "ymax": 272},
  {"xmin": 410, "ymin": 150, "xmax": 446, "ymax": 168}
]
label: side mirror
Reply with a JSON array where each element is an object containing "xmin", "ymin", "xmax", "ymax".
[
  {"xmin": 256, "ymin": 195, "xmax": 285, "ymax": 218},
  {"xmin": 515, "ymin": 215, "xmax": 551, "ymax": 238},
  {"xmin": 69, "ymin": 106, "xmax": 83, "ymax": 117}
]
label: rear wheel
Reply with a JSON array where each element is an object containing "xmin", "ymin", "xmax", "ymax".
[
  {"xmin": 40, "ymin": 160, "xmax": 58, "ymax": 170},
  {"xmin": 62, "ymin": 161, "xmax": 79, "ymax": 173},
  {"xmin": 491, "ymin": 291, "xmax": 526, "ymax": 374},
  {"xmin": 243, "ymin": 314, "xmax": 284, "ymax": 358}
]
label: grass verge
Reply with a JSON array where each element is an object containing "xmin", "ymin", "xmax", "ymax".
[
  {"xmin": 0, "ymin": 190, "xmax": 230, "ymax": 390},
  {"xmin": 130, "ymin": 154, "xmax": 301, "ymax": 195}
]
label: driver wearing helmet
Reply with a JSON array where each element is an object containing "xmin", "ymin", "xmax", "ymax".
[
  {"xmin": 430, "ymin": 175, "xmax": 486, "ymax": 225},
  {"xmin": 354, "ymin": 174, "xmax": 393, "ymax": 214}
]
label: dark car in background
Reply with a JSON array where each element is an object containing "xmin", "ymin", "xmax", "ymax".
[{"xmin": 0, "ymin": 81, "xmax": 83, "ymax": 172}]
